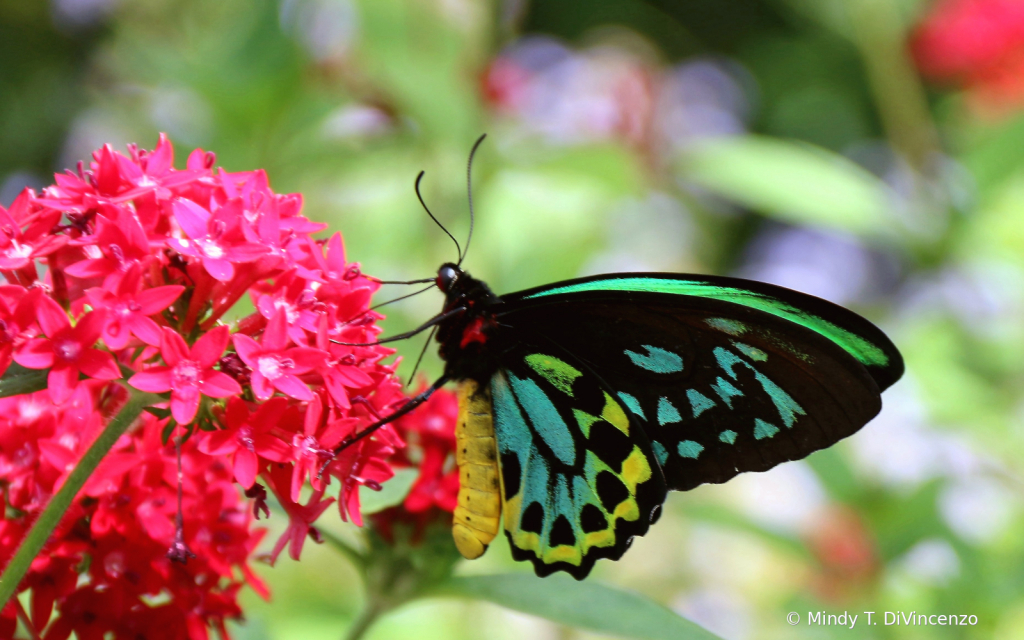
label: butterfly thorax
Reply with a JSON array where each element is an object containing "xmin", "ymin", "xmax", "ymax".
[{"xmin": 434, "ymin": 264, "xmax": 505, "ymax": 383}]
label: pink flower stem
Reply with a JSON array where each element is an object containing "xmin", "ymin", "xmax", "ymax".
[
  {"xmin": 0, "ymin": 388, "xmax": 160, "ymax": 611},
  {"xmin": 182, "ymin": 273, "xmax": 215, "ymax": 335},
  {"xmin": 13, "ymin": 597, "xmax": 40, "ymax": 640},
  {"xmin": 0, "ymin": 269, "xmax": 31, "ymax": 288}
]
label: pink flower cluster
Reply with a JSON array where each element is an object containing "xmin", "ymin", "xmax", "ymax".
[
  {"xmin": 912, "ymin": 0, "xmax": 1024, "ymax": 115},
  {"xmin": 0, "ymin": 135, "xmax": 406, "ymax": 637},
  {"xmin": 0, "ymin": 386, "xmax": 264, "ymax": 639}
]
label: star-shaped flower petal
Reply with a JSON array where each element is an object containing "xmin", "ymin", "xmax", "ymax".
[{"xmin": 128, "ymin": 326, "xmax": 241, "ymax": 424}]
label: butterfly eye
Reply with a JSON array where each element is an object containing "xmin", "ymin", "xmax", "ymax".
[{"xmin": 436, "ymin": 264, "xmax": 459, "ymax": 292}]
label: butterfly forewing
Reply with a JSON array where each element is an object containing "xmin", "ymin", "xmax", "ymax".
[
  {"xmin": 489, "ymin": 343, "xmax": 667, "ymax": 579},
  {"xmin": 496, "ymin": 274, "xmax": 902, "ymax": 492}
]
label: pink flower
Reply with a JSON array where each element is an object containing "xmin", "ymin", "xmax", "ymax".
[
  {"xmin": 0, "ymin": 285, "xmax": 39, "ymax": 377},
  {"xmin": 232, "ymin": 309, "xmax": 325, "ymax": 401},
  {"xmin": 128, "ymin": 326, "xmax": 241, "ymax": 424},
  {"xmin": 168, "ymin": 198, "xmax": 269, "ymax": 281},
  {"xmin": 65, "ymin": 207, "xmax": 151, "ymax": 287},
  {"xmin": 264, "ymin": 465, "xmax": 334, "ymax": 564},
  {"xmin": 13, "ymin": 296, "xmax": 121, "ymax": 403},
  {"xmin": 198, "ymin": 397, "xmax": 291, "ymax": 488},
  {"xmin": 85, "ymin": 267, "xmax": 184, "ymax": 350},
  {"xmin": 288, "ymin": 394, "xmax": 359, "ymax": 502},
  {"xmin": 0, "ymin": 189, "xmax": 66, "ymax": 272}
]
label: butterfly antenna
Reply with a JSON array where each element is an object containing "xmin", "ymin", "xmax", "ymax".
[
  {"xmin": 415, "ymin": 171, "xmax": 461, "ymax": 263},
  {"xmin": 405, "ymin": 325, "xmax": 437, "ymax": 388},
  {"xmin": 459, "ymin": 134, "xmax": 487, "ymax": 267},
  {"xmin": 324, "ymin": 375, "xmax": 449, "ymax": 468}
]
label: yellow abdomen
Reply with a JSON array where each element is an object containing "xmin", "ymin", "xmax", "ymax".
[{"xmin": 452, "ymin": 380, "xmax": 501, "ymax": 559}]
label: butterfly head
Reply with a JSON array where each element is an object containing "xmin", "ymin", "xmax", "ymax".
[{"xmin": 436, "ymin": 263, "xmax": 462, "ymax": 294}]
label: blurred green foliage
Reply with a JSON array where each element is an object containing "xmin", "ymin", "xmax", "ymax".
[{"xmin": 4, "ymin": 0, "xmax": 1024, "ymax": 638}]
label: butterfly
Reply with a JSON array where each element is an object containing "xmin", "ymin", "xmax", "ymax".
[{"xmin": 335, "ymin": 139, "xmax": 904, "ymax": 580}]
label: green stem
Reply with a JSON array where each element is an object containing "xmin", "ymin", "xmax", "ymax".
[
  {"xmin": 320, "ymin": 529, "xmax": 368, "ymax": 573},
  {"xmin": 344, "ymin": 602, "xmax": 383, "ymax": 640},
  {"xmin": 0, "ymin": 389, "xmax": 156, "ymax": 611},
  {"xmin": 847, "ymin": 0, "xmax": 940, "ymax": 170},
  {"xmin": 0, "ymin": 364, "xmax": 49, "ymax": 399}
]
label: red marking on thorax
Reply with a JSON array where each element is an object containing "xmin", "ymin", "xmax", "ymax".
[{"xmin": 460, "ymin": 317, "xmax": 489, "ymax": 348}]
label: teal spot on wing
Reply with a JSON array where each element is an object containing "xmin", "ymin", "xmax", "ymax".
[
  {"xmin": 711, "ymin": 377, "xmax": 743, "ymax": 408},
  {"xmin": 651, "ymin": 441, "xmax": 669, "ymax": 466},
  {"xmin": 521, "ymin": 443, "xmax": 550, "ymax": 523},
  {"xmin": 713, "ymin": 346, "xmax": 805, "ymax": 428},
  {"xmin": 752, "ymin": 371, "xmax": 805, "ymax": 428},
  {"xmin": 492, "ymin": 372, "xmax": 531, "ymax": 455},
  {"xmin": 687, "ymin": 389, "xmax": 716, "ymax": 417},
  {"xmin": 732, "ymin": 342, "xmax": 768, "ymax": 361},
  {"xmin": 624, "ymin": 345, "xmax": 684, "ymax": 373},
  {"xmin": 719, "ymin": 430, "xmax": 738, "ymax": 444},
  {"xmin": 754, "ymin": 419, "xmax": 780, "ymax": 440},
  {"xmin": 618, "ymin": 392, "xmax": 645, "ymax": 419},
  {"xmin": 508, "ymin": 372, "xmax": 576, "ymax": 466},
  {"xmin": 524, "ymin": 277, "xmax": 889, "ymax": 368},
  {"xmin": 677, "ymin": 440, "xmax": 704, "ymax": 459},
  {"xmin": 714, "ymin": 347, "xmax": 746, "ymax": 378},
  {"xmin": 657, "ymin": 397, "xmax": 682, "ymax": 425}
]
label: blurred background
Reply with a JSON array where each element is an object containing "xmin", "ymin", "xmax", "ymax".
[{"xmin": 4, "ymin": 0, "xmax": 1024, "ymax": 638}]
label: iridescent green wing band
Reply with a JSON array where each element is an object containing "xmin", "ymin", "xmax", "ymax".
[{"xmin": 521, "ymin": 275, "xmax": 889, "ymax": 372}]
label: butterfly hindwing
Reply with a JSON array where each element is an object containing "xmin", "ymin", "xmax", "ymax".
[
  {"xmin": 489, "ymin": 345, "xmax": 667, "ymax": 579},
  {"xmin": 497, "ymin": 273, "xmax": 902, "ymax": 492}
]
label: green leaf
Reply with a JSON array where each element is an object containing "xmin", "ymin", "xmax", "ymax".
[
  {"xmin": 0, "ymin": 363, "xmax": 49, "ymax": 398},
  {"xmin": 359, "ymin": 467, "xmax": 420, "ymax": 515},
  {"xmin": 678, "ymin": 136, "xmax": 891, "ymax": 236},
  {"xmin": 429, "ymin": 574, "xmax": 722, "ymax": 640}
]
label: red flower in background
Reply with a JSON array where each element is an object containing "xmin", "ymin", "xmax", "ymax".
[{"xmin": 912, "ymin": 0, "xmax": 1024, "ymax": 115}]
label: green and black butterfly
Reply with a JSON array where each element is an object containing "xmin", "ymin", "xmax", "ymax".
[{"xmin": 335, "ymin": 139, "xmax": 904, "ymax": 580}]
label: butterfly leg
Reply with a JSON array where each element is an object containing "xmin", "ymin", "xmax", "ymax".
[
  {"xmin": 453, "ymin": 380, "xmax": 502, "ymax": 559},
  {"xmin": 328, "ymin": 376, "xmax": 450, "ymax": 462}
]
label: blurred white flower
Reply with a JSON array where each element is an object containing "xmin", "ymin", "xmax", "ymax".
[
  {"xmin": 849, "ymin": 379, "xmax": 980, "ymax": 489},
  {"xmin": 280, "ymin": 0, "xmax": 358, "ymax": 62},
  {"xmin": 322, "ymin": 104, "xmax": 393, "ymax": 140},
  {"xmin": 736, "ymin": 225, "xmax": 900, "ymax": 306},
  {"xmin": 581, "ymin": 191, "xmax": 695, "ymax": 274},
  {"xmin": 51, "ymin": 0, "xmax": 116, "ymax": 30},
  {"xmin": 483, "ymin": 36, "xmax": 750, "ymax": 154},
  {"xmin": 939, "ymin": 475, "xmax": 1017, "ymax": 545},
  {"xmin": 897, "ymin": 538, "xmax": 961, "ymax": 586},
  {"xmin": 726, "ymin": 461, "xmax": 827, "ymax": 535},
  {"xmin": 672, "ymin": 587, "xmax": 752, "ymax": 640}
]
